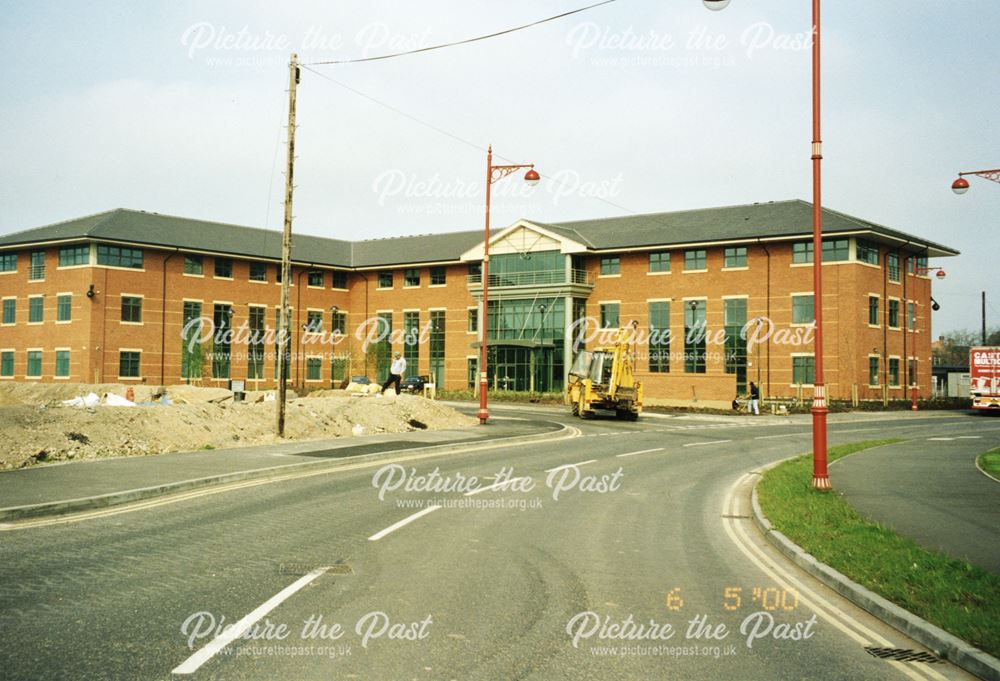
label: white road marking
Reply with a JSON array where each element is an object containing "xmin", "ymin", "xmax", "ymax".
[
  {"xmin": 368, "ymin": 506, "xmax": 441, "ymax": 541},
  {"xmin": 172, "ymin": 566, "xmax": 331, "ymax": 675},
  {"xmin": 464, "ymin": 477, "xmax": 533, "ymax": 496},
  {"xmin": 615, "ymin": 448, "xmax": 664, "ymax": 458},
  {"xmin": 544, "ymin": 459, "xmax": 597, "ymax": 472},
  {"xmin": 754, "ymin": 432, "xmax": 808, "ymax": 440},
  {"xmin": 682, "ymin": 440, "xmax": 731, "ymax": 447},
  {"xmin": 927, "ymin": 437, "xmax": 955, "ymax": 441},
  {"xmin": 956, "ymin": 436, "xmax": 982, "ymax": 439}
]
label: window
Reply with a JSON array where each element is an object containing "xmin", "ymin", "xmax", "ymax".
[
  {"xmin": 97, "ymin": 245, "xmax": 143, "ymax": 269},
  {"xmin": 600, "ymin": 256, "xmax": 620, "ymax": 276},
  {"xmin": 856, "ymin": 239, "xmax": 879, "ymax": 265},
  {"xmin": 684, "ymin": 250, "xmax": 707, "ymax": 271},
  {"xmin": 306, "ymin": 357, "xmax": 322, "ymax": 381},
  {"xmin": 55, "ymin": 350, "xmax": 70, "ymax": 378},
  {"xmin": 684, "ymin": 300, "xmax": 707, "ymax": 373},
  {"xmin": 2, "ymin": 299, "xmax": 14, "ymax": 324},
  {"xmin": 467, "ymin": 358, "xmax": 477, "ymax": 389},
  {"xmin": 888, "ymin": 358, "xmax": 900, "ymax": 386},
  {"xmin": 212, "ymin": 305, "xmax": 232, "ymax": 379},
  {"xmin": 332, "ymin": 271, "xmax": 348, "ymax": 289},
  {"xmin": 649, "ymin": 251, "xmax": 670, "ymax": 273},
  {"xmin": 404, "ymin": 311, "xmax": 420, "ymax": 370},
  {"xmin": 307, "ymin": 270, "xmax": 324, "ymax": 287},
  {"xmin": 378, "ymin": 271, "xmax": 393, "ymax": 288},
  {"xmin": 275, "ymin": 267, "xmax": 283, "ymax": 284},
  {"xmin": 214, "ymin": 258, "xmax": 233, "ymax": 278},
  {"xmin": 868, "ymin": 296, "xmax": 880, "ymax": 326},
  {"xmin": 375, "ymin": 312, "xmax": 393, "ymax": 383},
  {"xmin": 908, "ymin": 358, "xmax": 918, "ymax": 386},
  {"xmin": 823, "ymin": 239, "xmax": 849, "ymax": 262},
  {"xmin": 248, "ymin": 306, "xmax": 265, "ymax": 380},
  {"xmin": 119, "ymin": 351, "xmax": 141, "ymax": 378},
  {"xmin": 792, "ymin": 242, "xmax": 813, "ymax": 264},
  {"xmin": 181, "ymin": 301, "xmax": 204, "ymax": 380},
  {"xmin": 724, "ymin": 247, "xmax": 747, "ymax": 268},
  {"xmin": 249, "ymin": 261, "xmax": 268, "ymax": 282},
  {"xmin": 649, "ymin": 301, "xmax": 670, "ymax": 373},
  {"xmin": 331, "ymin": 310, "xmax": 347, "ymax": 335},
  {"xmin": 724, "ymin": 299, "xmax": 748, "ymax": 389},
  {"xmin": 791, "ymin": 295, "xmax": 814, "ymax": 325},
  {"xmin": 404, "ymin": 268, "xmax": 420, "ymax": 287},
  {"xmin": 183, "ymin": 255, "xmax": 204, "ymax": 275},
  {"xmin": 468, "ymin": 308, "xmax": 478, "ymax": 334},
  {"xmin": 887, "ymin": 253, "xmax": 900, "ymax": 282},
  {"xmin": 908, "ymin": 302, "xmax": 916, "ymax": 331},
  {"xmin": 868, "ymin": 356, "xmax": 880, "ymax": 386},
  {"xmin": 28, "ymin": 296, "xmax": 43, "ymax": 323},
  {"xmin": 429, "ymin": 310, "xmax": 445, "ymax": 387},
  {"xmin": 121, "ymin": 296, "xmax": 142, "ymax": 323},
  {"xmin": 792, "ymin": 356, "xmax": 815, "ymax": 385},
  {"xmin": 888, "ymin": 299, "xmax": 900, "ymax": 328},
  {"xmin": 305, "ymin": 310, "xmax": 323, "ymax": 332},
  {"xmin": 914, "ymin": 255, "xmax": 928, "ymax": 275},
  {"xmin": 57, "ymin": 294, "xmax": 72, "ymax": 322},
  {"xmin": 430, "ymin": 267, "xmax": 446, "ymax": 286},
  {"xmin": 468, "ymin": 263, "xmax": 481, "ymax": 278},
  {"xmin": 0, "ymin": 351, "xmax": 12, "ymax": 377},
  {"xmin": 332, "ymin": 355, "xmax": 348, "ymax": 383},
  {"xmin": 600, "ymin": 303, "xmax": 620, "ymax": 328},
  {"xmin": 59, "ymin": 245, "xmax": 89, "ymax": 267},
  {"xmin": 0, "ymin": 253, "xmax": 16, "ymax": 272},
  {"xmin": 27, "ymin": 350, "xmax": 42, "ymax": 377},
  {"xmin": 29, "ymin": 250, "xmax": 45, "ymax": 280}
]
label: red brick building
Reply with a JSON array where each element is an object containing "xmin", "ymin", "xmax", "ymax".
[{"xmin": 0, "ymin": 200, "xmax": 957, "ymax": 407}]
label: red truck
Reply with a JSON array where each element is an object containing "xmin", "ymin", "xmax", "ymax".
[{"xmin": 970, "ymin": 347, "xmax": 1000, "ymax": 410}]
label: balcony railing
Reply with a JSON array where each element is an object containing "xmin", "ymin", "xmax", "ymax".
[
  {"xmin": 467, "ymin": 268, "xmax": 594, "ymax": 288},
  {"xmin": 28, "ymin": 265, "xmax": 45, "ymax": 281}
]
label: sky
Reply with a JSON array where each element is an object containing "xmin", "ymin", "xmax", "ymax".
[{"xmin": 0, "ymin": 0, "xmax": 997, "ymax": 334}]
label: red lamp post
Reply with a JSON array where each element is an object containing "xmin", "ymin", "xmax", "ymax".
[
  {"xmin": 952, "ymin": 169, "xmax": 1000, "ymax": 194},
  {"xmin": 710, "ymin": 0, "xmax": 829, "ymax": 488},
  {"xmin": 478, "ymin": 145, "xmax": 539, "ymax": 425}
]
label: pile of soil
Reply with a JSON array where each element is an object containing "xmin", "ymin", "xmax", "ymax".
[{"xmin": 0, "ymin": 383, "xmax": 475, "ymax": 469}]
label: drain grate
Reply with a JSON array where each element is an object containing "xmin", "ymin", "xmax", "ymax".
[{"xmin": 864, "ymin": 647, "xmax": 942, "ymax": 664}]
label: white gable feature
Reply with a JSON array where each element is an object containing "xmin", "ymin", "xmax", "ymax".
[{"xmin": 460, "ymin": 220, "xmax": 588, "ymax": 262}]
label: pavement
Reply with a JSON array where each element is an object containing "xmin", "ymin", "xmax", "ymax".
[
  {"xmin": 832, "ymin": 426, "xmax": 1000, "ymax": 575},
  {"xmin": 0, "ymin": 404, "xmax": 996, "ymax": 680}
]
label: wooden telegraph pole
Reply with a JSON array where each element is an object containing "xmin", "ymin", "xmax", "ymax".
[{"xmin": 277, "ymin": 53, "xmax": 299, "ymax": 437}]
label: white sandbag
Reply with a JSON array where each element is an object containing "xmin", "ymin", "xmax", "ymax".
[{"xmin": 104, "ymin": 393, "xmax": 137, "ymax": 407}]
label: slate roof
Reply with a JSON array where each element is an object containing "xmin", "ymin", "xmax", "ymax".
[{"xmin": 0, "ymin": 200, "xmax": 958, "ymax": 267}]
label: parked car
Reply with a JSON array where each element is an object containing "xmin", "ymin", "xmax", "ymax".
[{"xmin": 400, "ymin": 375, "xmax": 428, "ymax": 394}]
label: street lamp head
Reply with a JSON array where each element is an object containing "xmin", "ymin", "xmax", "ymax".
[
  {"xmin": 524, "ymin": 168, "xmax": 541, "ymax": 186},
  {"xmin": 703, "ymin": 0, "xmax": 731, "ymax": 10},
  {"xmin": 951, "ymin": 177, "xmax": 970, "ymax": 195},
  {"xmin": 936, "ymin": 269, "xmax": 946, "ymax": 279}
]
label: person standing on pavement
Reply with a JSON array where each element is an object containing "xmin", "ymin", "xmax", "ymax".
[
  {"xmin": 749, "ymin": 381, "xmax": 760, "ymax": 415},
  {"xmin": 379, "ymin": 351, "xmax": 406, "ymax": 395}
]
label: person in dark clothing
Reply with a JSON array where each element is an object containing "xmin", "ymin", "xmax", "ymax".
[
  {"xmin": 379, "ymin": 352, "xmax": 406, "ymax": 395},
  {"xmin": 749, "ymin": 381, "xmax": 760, "ymax": 415}
]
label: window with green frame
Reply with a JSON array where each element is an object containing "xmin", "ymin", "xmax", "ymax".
[
  {"xmin": 467, "ymin": 308, "xmax": 478, "ymax": 333},
  {"xmin": 181, "ymin": 301, "xmax": 203, "ymax": 380},
  {"xmin": 0, "ymin": 253, "xmax": 16, "ymax": 272},
  {"xmin": 306, "ymin": 357, "xmax": 323, "ymax": 381},
  {"xmin": 214, "ymin": 258, "xmax": 233, "ymax": 278},
  {"xmin": 888, "ymin": 299, "xmax": 900, "ymax": 328},
  {"xmin": 404, "ymin": 311, "xmax": 420, "ymax": 371},
  {"xmin": 887, "ymin": 253, "xmax": 900, "ymax": 282},
  {"xmin": 724, "ymin": 247, "xmax": 747, "ymax": 268},
  {"xmin": 97, "ymin": 245, "xmax": 143, "ymax": 269},
  {"xmin": 684, "ymin": 300, "xmax": 706, "ymax": 373},
  {"xmin": 378, "ymin": 271, "xmax": 393, "ymax": 288},
  {"xmin": 2, "ymin": 298, "xmax": 14, "ymax": 324},
  {"xmin": 248, "ymin": 306, "xmax": 265, "ymax": 379},
  {"xmin": 600, "ymin": 303, "xmax": 619, "ymax": 328},
  {"xmin": 331, "ymin": 271, "xmax": 348, "ymax": 289},
  {"xmin": 649, "ymin": 251, "xmax": 670, "ymax": 273},
  {"xmin": 868, "ymin": 296, "xmax": 879, "ymax": 326},
  {"xmin": 331, "ymin": 355, "xmax": 348, "ymax": 383},
  {"xmin": 55, "ymin": 350, "xmax": 70, "ymax": 378},
  {"xmin": 119, "ymin": 351, "xmax": 140, "ymax": 378},
  {"xmin": 467, "ymin": 357, "xmax": 477, "ymax": 389},
  {"xmin": 183, "ymin": 255, "xmax": 204, "ymax": 275},
  {"xmin": 57, "ymin": 294, "xmax": 72, "ymax": 322},
  {"xmin": 375, "ymin": 312, "xmax": 393, "ymax": 383},
  {"xmin": 723, "ymin": 298, "xmax": 748, "ymax": 387},
  {"xmin": 868, "ymin": 356, "xmax": 880, "ymax": 386},
  {"xmin": 307, "ymin": 270, "xmax": 324, "ymax": 287},
  {"xmin": 429, "ymin": 310, "xmax": 445, "ymax": 387},
  {"xmin": 908, "ymin": 302, "xmax": 916, "ymax": 330},
  {"xmin": 600, "ymin": 256, "xmax": 620, "ymax": 275},
  {"xmin": 0, "ymin": 350, "xmax": 13, "ymax": 377},
  {"xmin": 684, "ymin": 250, "xmax": 707, "ymax": 271},
  {"xmin": 305, "ymin": 309, "xmax": 323, "ymax": 332},
  {"xmin": 249, "ymin": 261, "xmax": 268, "ymax": 282},
  {"xmin": 888, "ymin": 358, "xmax": 900, "ymax": 386},
  {"xmin": 792, "ymin": 356, "xmax": 815, "ymax": 385},
  {"xmin": 121, "ymin": 296, "xmax": 142, "ymax": 323},
  {"xmin": 59, "ymin": 245, "xmax": 89, "ymax": 267},
  {"xmin": 404, "ymin": 268, "xmax": 420, "ymax": 287},
  {"xmin": 212, "ymin": 304, "xmax": 232, "ymax": 379},
  {"xmin": 331, "ymin": 311, "xmax": 347, "ymax": 335},
  {"xmin": 27, "ymin": 350, "xmax": 42, "ymax": 377},
  {"xmin": 28, "ymin": 296, "xmax": 43, "ymax": 323},
  {"xmin": 791, "ymin": 295, "xmax": 814, "ymax": 325},
  {"xmin": 430, "ymin": 267, "xmax": 446, "ymax": 285},
  {"xmin": 823, "ymin": 239, "xmax": 849, "ymax": 262},
  {"xmin": 648, "ymin": 301, "xmax": 670, "ymax": 373},
  {"xmin": 856, "ymin": 239, "xmax": 879, "ymax": 265},
  {"xmin": 792, "ymin": 242, "xmax": 813, "ymax": 264}
]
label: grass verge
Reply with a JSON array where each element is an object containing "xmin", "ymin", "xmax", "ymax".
[
  {"xmin": 757, "ymin": 439, "xmax": 1000, "ymax": 657},
  {"xmin": 978, "ymin": 448, "xmax": 1000, "ymax": 482}
]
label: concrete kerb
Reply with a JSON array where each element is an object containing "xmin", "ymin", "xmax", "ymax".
[
  {"xmin": 0, "ymin": 422, "xmax": 573, "ymax": 523},
  {"xmin": 749, "ymin": 459, "xmax": 1000, "ymax": 681}
]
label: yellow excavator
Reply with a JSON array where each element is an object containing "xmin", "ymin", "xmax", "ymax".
[{"xmin": 566, "ymin": 325, "xmax": 643, "ymax": 420}]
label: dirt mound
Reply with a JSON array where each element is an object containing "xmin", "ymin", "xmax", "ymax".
[{"xmin": 0, "ymin": 384, "xmax": 475, "ymax": 469}]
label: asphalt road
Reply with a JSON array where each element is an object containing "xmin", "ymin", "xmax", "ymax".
[{"xmin": 0, "ymin": 407, "xmax": 994, "ymax": 680}]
